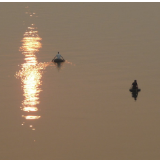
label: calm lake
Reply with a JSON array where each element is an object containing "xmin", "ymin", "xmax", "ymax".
[{"xmin": 0, "ymin": 2, "xmax": 160, "ymax": 160}]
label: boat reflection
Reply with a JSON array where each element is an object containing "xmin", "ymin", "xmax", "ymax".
[
  {"xmin": 129, "ymin": 88, "xmax": 141, "ymax": 101},
  {"xmin": 16, "ymin": 24, "xmax": 50, "ymax": 130},
  {"xmin": 53, "ymin": 61, "xmax": 65, "ymax": 71},
  {"xmin": 52, "ymin": 60, "xmax": 75, "ymax": 71}
]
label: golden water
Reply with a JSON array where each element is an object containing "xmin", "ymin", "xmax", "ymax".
[{"xmin": 0, "ymin": 3, "xmax": 160, "ymax": 160}]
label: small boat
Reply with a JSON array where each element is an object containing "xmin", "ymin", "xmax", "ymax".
[
  {"xmin": 129, "ymin": 88, "xmax": 141, "ymax": 92},
  {"xmin": 52, "ymin": 59, "xmax": 65, "ymax": 63}
]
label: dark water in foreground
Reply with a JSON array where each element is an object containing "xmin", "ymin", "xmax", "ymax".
[{"xmin": 0, "ymin": 3, "xmax": 160, "ymax": 160}]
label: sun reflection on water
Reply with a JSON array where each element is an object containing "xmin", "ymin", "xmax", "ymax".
[
  {"xmin": 16, "ymin": 24, "xmax": 50, "ymax": 129},
  {"xmin": 16, "ymin": 8, "xmax": 75, "ymax": 130}
]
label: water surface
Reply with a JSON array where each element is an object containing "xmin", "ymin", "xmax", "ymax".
[{"xmin": 0, "ymin": 3, "xmax": 160, "ymax": 160}]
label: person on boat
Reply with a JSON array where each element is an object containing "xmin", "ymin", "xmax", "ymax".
[
  {"xmin": 53, "ymin": 52, "xmax": 64, "ymax": 60},
  {"xmin": 132, "ymin": 80, "xmax": 138, "ymax": 89}
]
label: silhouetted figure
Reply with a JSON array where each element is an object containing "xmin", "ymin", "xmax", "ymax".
[
  {"xmin": 132, "ymin": 80, "xmax": 138, "ymax": 89},
  {"xmin": 129, "ymin": 80, "xmax": 141, "ymax": 101},
  {"xmin": 53, "ymin": 52, "xmax": 64, "ymax": 61},
  {"xmin": 52, "ymin": 52, "xmax": 65, "ymax": 71}
]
